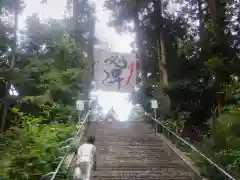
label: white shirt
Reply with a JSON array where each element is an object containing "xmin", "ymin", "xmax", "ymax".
[{"xmin": 77, "ymin": 143, "xmax": 96, "ymax": 163}]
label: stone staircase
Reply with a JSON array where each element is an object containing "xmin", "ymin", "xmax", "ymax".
[{"xmin": 71, "ymin": 118, "xmax": 202, "ymax": 180}]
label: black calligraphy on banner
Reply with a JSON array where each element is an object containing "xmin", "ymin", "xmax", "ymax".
[{"xmin": 102, "ymin": 55, "xmax": 128, "ymax": 90}]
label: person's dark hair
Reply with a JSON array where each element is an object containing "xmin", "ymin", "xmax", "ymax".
[{"xmin": 86, "ymin": 136, "xmax": 95, "ymax": 144}]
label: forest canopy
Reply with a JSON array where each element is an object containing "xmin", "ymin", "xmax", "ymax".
[
  {"xmin": 0, "ymin": 0, "xmax": 95, "ymax": 179},
  {"xmin": 105, "ymin": 0, "xmax": 240, "ymax": 179}
]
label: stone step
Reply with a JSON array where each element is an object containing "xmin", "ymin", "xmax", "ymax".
[
  {"xmin": 95, "ymin": 140, "xmax": 161, "ymax": 143},
  {"xmin": 92, "ymin": 177, "xmax": 194, "ymax": 180},
  {"xmin": 96, "ymin": 143, "xmax": 165, "ymax": 146},
  {"xmin": 97, "ymin": 158, "xmax": 180, "ymax": 163},
  {"xmin": 92, "ymin": 170, "xmax": 197, "ymax": 179},
  {"xmin": 96, "ymin": 155, "xmax": 176, "ymax": 160},
  {"xmin": 95, "ymin": 162, "xmax": 188, "ymax": 169},
  {"xmin": 97, "ymin": 150, "xmax": 169, "ymax": 154},
  {"xmin": 95, "ymin": 134, "xmax": 161, "ymax": 137},
  {"xmin": 95, "ymin": 139, "xmax": 161, "ymax": 142},
  {"xmin": 96, "ymin": 130, "xmax": 154, "ymax": 133},
  {"xmin": 70, "ymin": 120, "xmax": 201, "ymax": 180},
  {"xmin": 95, "ymin": 136, "xmax": 159, "ymax": 139},
  {"xmin": 96, "ymin": 146, "xmax": 167, "ymax": 152},
  {"xmin": 98, "ymin": 155, "xmax": 178, "ymax": 160}
]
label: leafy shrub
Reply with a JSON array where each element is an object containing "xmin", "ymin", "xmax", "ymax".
[
  {"xmin": 0, "ymin": 114, "xmax": 75, "ymax": 180},
  {"xmin": 190, "ymin": 107, "xmax": 240, "ymax": 180}
]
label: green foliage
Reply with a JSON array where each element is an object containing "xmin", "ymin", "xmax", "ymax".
[
  {"xmin": 0, "ymin": 113, "xmax": 75, "ymax": 179},
  {"xmin": 14, "ymin": 34, "xmax": 85, "ymax": 122},
  {"xmin": 0, "ymin": 0, "xmax": 94, "ymax": 178},
  {"xmin": 204, "ymin": 57, "xmax": 223, "ymax": 73},
  {"xmin": 163, "ymin": 118, "xmax": 186, "ymax": 135},
  {"xmin": 190, "ymin": 107, "xmax": 240, "ymax": 179}
]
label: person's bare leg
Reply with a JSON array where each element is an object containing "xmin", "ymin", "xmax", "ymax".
[
  {"xmin": 79, "ymin": 161, "xmax": 88, "ymax": 180},
  {"xmin": 85, "ymin": 162, "xmax": 92, "ymax": 180}
]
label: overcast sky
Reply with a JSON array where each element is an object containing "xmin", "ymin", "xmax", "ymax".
[
  {"xmin": 19, "ymin": 0, "xmax": 180, "ymax": 53},
  {"xmin": 19, "ymin": 0, "xmax": 134, "ymax": 53}
]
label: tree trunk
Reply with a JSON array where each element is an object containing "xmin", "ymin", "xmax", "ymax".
[
  {"xmin": 159, "ymin": 34, "xmax": 168, "ymax": 87},
  {"xmin": 206, "ymin": 0, "xmax": 228, "ymax": 83},
  {"xmin": 197, "ymin": 0, "xmax": 209, "ymax": 63},
  {"xmin": 154, "ymin": 0, "xmax": 168, "ymax": 87},
  {"xmin": 11, "ymin": 7, "xmax": 18, "ymax": 68},
  {"xmin": 134, "ymin": 13, "xmax": 149, "ymax": 106},
  {"xmin": 1, "ymin": 83, "xmax": 9, "ymax": 132},
  {"xmin": 73, "ymin": 0, "xmax": 78, "ymax": 39},
  {"xmin": 206, "ymin": 0, "xmax": 219, "ymax": 43},
  {"xmin": 84, "ymin": 11, "xmax": 96, "ymax": 113},
  {"xmin": 206, "ymin": 0, "xmax": 226, "ymax": 47},
  {"xmin": 134, "ymin": 15, "xmax": 147, "ymax": 85},
  {"xmin": 73, "ymin": 0, "xmax": 95, "ymax": 113},
  {"xmin": 197, "ymin": 0, "xmax": 205, "ymax": 41},
  {"xmin": 1, "ymin": 5, "xmax": 18, "ymax": 132}
]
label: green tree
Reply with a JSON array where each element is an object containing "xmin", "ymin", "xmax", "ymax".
[
  {"xmin": 0, "ymin": 0, "xmax": 23, "ymax": 132},
  {"xmin": 106, "ymin": 0, "xmax": 240, "ymax": 178},
  {"xmin": 70, "ymin": 0, "xmax": 96, "ymax": 113},
  {"xmin": 0, "ymin": 1, "xmax": 94, "ymax": 178}
]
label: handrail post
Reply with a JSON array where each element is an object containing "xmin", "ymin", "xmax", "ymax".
[{"xmin": 155, "ymin": 121, "xmax": 158, "ymax": 133}]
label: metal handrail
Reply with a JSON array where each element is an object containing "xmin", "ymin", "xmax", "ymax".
[
  {"xmin": 65, "ymin": 117, "xmax": 90, "ymax": 169},
  {"xmin": 144, "ymin": 112, "xmax": 236, "ymax": 180},
  {"xmin": 41, "ymin": 110, "xmax": 91, "ymax": 180}
]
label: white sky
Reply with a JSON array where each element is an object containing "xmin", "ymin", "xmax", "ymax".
[{"xmin": 19, "ymin": 0, "xmax": 133, "ymax": 53}]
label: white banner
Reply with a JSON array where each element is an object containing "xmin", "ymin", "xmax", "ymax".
[{"xmin": 94, "ymin": 48, "xmax": 136, "ymax": 92}]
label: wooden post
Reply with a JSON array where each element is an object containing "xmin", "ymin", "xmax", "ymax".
[{"xmin": 216, "ymin": 91, "xmax": 224, "ymax": 114}]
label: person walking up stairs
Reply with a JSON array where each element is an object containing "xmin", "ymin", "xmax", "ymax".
[{"xmin": 73, "ymin": 136, "xmax": 97, "ymax": 180}]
